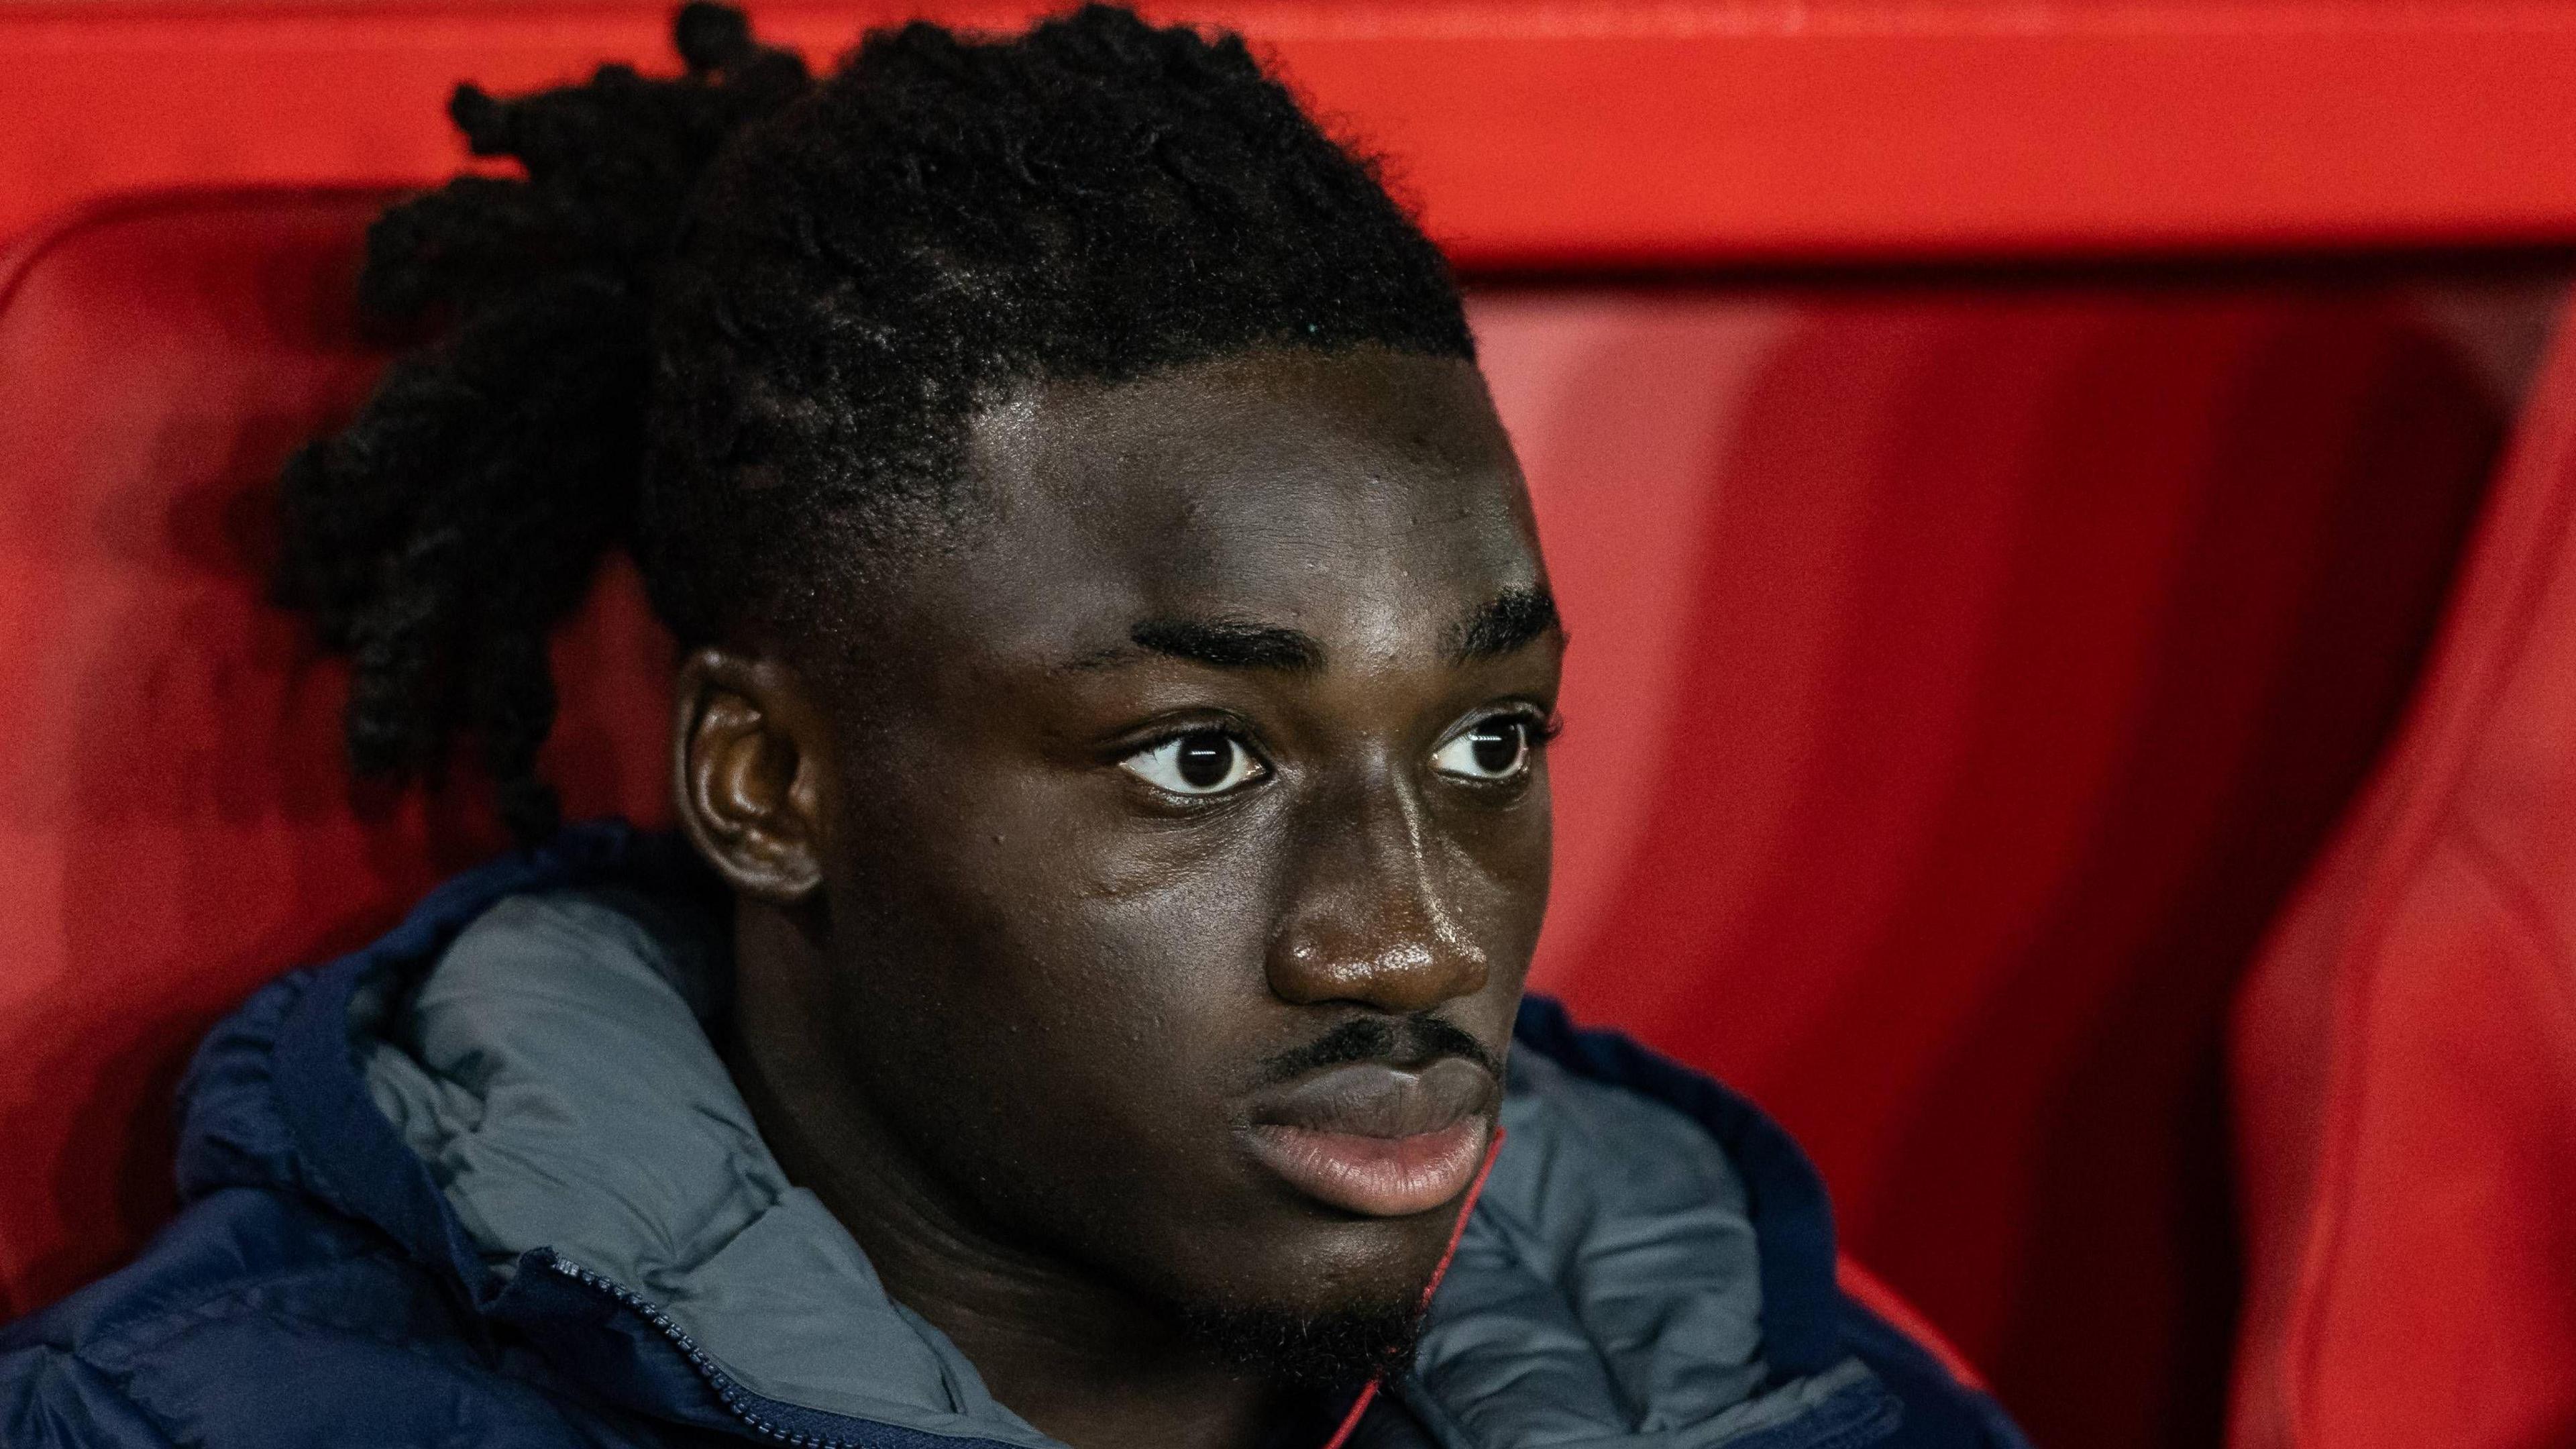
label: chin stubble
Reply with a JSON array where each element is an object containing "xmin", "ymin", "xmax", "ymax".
[{"xmin": 1172, "ymin": 1292, "xmax": 1426, "ymax": 1391}]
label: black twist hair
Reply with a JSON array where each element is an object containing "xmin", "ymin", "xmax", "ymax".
[{"xmin": 274, "ymin": 2, "xmax": 1474, "ymax": 843}]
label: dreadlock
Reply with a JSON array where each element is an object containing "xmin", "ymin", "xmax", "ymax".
[{"xmin": 272, "ymin": 2, "xmax": 1474, "ymax": 842}]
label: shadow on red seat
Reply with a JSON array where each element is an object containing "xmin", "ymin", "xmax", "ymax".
[{"xmin": 2232, "ymin": 293, "xmax": 2576, "ymax": 1449}]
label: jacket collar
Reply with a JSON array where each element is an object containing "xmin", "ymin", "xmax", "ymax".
[{"xmin": 175, "ymin": 820, "xmax": 1892, "ymax": 1449}]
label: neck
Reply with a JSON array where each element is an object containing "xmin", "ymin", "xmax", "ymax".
[{"xmin": 724, "ymin": 904, "xmax": 1289, "ymax": 1449}]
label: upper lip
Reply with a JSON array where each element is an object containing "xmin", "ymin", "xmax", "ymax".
[{"xmin": 1244, "ymin": 1056, "xmax": 1498, "ymax": 1138}]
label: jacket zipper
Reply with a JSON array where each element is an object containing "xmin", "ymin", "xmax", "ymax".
[{"xmin": 545, "ymin": 1254, "xmax": 870, "ymax": 1448}]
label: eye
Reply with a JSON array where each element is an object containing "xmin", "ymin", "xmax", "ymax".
[
  {"xmin": 1432, "ymin": 716, "xmax": 1534, "ymax": 782},
  {"xmin": 1120, "ymin": 729, "xmax": 1266, "ymax": 796}
]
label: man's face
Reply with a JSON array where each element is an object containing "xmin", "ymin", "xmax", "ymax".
[{"xmin": 803, "ymin": 346, "xmax": 1556, "ymax": 1362}]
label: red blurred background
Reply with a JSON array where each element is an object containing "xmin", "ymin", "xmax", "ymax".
[{"xmin": 12, "ymin": 5, "xmax": 2576, "ymax": 1447}]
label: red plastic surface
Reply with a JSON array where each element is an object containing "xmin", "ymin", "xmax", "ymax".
[
  {"xmin": 0, "ymin": 191, "xmax": 2548, "ymax": 1446},
  {"xmin": 0, "ymin": 189, "xmax": 677, "ymax": 1324},
  {"xmin": 17, "ymin": 2, "xmax": 2576, "ymax": 268},
  {"xmin": 2229, "ymin": 288, "xmax": 2576, "ymax": 1449},
  {"xmin": 1481, "ymin": 277, "xmax": 2532, "ymax": 1447}
]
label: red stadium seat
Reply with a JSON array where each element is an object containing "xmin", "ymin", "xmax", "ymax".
[
  {"xmin": 1478, "ymin": 278, "xmax": 2528, "ymax": 1446},
  {"xmin": 0, "ymin": 186, "xmax": 2547, "ymax": 1446},
  {"xmin": 0, "ymin": 188, "xmax": 676, "ymax": 1321},
  {"xmin": 2230, "ymin": 295, "xmax": 2576, "ymax": 1449}
]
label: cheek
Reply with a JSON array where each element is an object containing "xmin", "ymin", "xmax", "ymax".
[
  {"xmin": 821, "ymin": 756, "xmax": 1288, "ymax": 1177},
  {"xmin": 965, "ymin": 817, "xmax": 1292, "ymax": 1123},
  {"xmin": 1443, "ymin": 780, "xmax": 1554, "ymax": 987}
]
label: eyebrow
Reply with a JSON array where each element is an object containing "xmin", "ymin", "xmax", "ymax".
[
  {"xmin": 1450, "ymin": 586, "xmax": 1562, "ymax": 663},
  {"xmin": 1126, "ymin": 616, "xmax": 1325, "ymax": 672},
  {"xmin": 1072, "ymin": 586, "xmax": 1561, "ymax": 675}
]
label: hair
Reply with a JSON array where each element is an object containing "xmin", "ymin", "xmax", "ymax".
[{"xmin": 273, "ymin": 2, "xmax": 1474, "ymax": 842}]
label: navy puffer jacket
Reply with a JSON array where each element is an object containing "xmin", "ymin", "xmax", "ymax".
[{"xmin": 1, "ymin": 824, "xmax": 2028, "ymax": 1449}]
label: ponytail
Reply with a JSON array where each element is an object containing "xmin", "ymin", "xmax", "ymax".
[{"xmin": 272, "ymin": 4, "xmax": 808, "ymax": 843}]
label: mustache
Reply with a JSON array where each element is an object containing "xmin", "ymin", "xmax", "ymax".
[{"xmin": 1255, "ymin": 1013, "xmax": 1502, "ymax": 1086}]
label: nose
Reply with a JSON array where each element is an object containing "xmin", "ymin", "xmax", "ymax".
[{"xmin": 1267, "ymin": 769, "xmax": 1489, "ymax": 1014}]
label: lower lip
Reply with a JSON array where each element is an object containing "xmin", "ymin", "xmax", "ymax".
[{"xmin": 1243, "ymin": 1116, "xmax": 1491, "ymax": 1218}]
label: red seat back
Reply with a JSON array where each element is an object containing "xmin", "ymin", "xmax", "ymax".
[
  {"xmin": 0, "ymin": 191, "xmax": 674, "ymax": 1322},
  {"xmin": 2229, "ymin": 303, "xmax": 2576, "ymax": 1449},
  {"xmin": 0, "ymin": 190, "xmax": 2547, "ymax": 1446},
  {"xmin": 1477, "ymin": 282, "xmax": 2526, "ymax": 1445}
]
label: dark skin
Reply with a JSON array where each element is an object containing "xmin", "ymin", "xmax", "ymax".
[{"xmin": 672, "ymin": 347, "xmax": 1561, "ymax": 1449}]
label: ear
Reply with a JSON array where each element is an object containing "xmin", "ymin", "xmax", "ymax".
[{"xmin": 671, "ymin": 647, "xmax": 832, "ymax": 902}]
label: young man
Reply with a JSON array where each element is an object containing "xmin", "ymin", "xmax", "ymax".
[{"xmin": 1, "ymin": 7, "xmax": 2025, "ymax": 1446}]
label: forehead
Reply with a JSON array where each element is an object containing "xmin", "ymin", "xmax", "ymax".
[{"xmin": 932, "ymin": 347, "xmax": 1540, "ymax": 665}]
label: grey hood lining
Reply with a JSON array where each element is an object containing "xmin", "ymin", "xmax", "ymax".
[{"xmin": 355, "ymin": 888, "xmax": 1884, "ymax": 1449}]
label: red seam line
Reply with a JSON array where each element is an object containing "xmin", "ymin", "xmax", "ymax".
[{"xmin": 1316, "ymin": 1124, "xmax": 1505, "ymax": 1449}]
